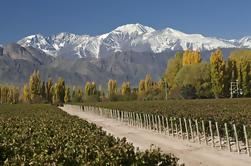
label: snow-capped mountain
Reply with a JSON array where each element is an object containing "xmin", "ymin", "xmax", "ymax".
[
  {"xmin": 239, "ymin": 36, "xmax": 251, "ymax": 48},
  {"xmin": 17, "ymin": 23, "xmax": 251, "ymax": 59}
]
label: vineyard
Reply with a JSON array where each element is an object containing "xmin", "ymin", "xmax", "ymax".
[
  {"xmin": 0, "ymin": 104, "xmax": 178, "ymax": 165},
  {"xmin": 82, "ymin": 99, "xmax": 251, "ymax": 156}
]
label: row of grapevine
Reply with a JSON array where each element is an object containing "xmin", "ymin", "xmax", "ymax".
[
  {"xmin": 0, "ymin": 104, "xmax": 179, "ymax": 165},
  {"xmin": 80, "ymin": 105, "xmax": 251, "ymax": 157}
]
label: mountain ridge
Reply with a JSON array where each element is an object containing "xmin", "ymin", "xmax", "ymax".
[{"xmin": 17, "ymin": 23, "xmax": 251, "ymax": 59}]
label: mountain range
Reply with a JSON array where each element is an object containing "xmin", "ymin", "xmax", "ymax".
[
  {"xmin": 1, "ymin": 23, "xmax": 251, "ymax": 86},
  {"xmin": 17, "ymin": 23, "xmax": 251, "ymax": 59}
]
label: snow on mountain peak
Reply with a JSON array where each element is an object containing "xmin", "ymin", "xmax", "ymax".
[
  {"xmin": 239, "ymin": 36, "xmax": 251, "ymax": 48},
  {"xmin": 17, "ymin": 23, "xmax": 251, "ymax": 59},
  {"xmin": 114, "ymin": 23, "xmax": 155, "ymax": 35}
]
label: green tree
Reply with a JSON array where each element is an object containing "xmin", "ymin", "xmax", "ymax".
[
  {"xmin": 53, "ymin": 78, "xmax": 66, "ymax": 104},
  {"xmin": 180, "ymin": 84, "xmax": 197, "ymax": 99},
  {"xmin": 29, "ymin": 70, "xmax": 41, "ymax": 103},
  {"xmin": 229, "ymin": 50, "xmax": 251, "ymax": 96},
  {"xmin": 64, "ymin": 87, "xmax": 71, "ymax": 103},
  {"xmin": 175, "ymin": 63, "xmax": 212, "ymax": 98},
  {"xmin": 76, "ymin": 88, "xmax": 83, "ymax": 102},
  {"xmin": 41, "ymin": 81, "xmax": 46, "ymax": 100},
  {"xmin": 164, "ymin": 52, "xmax": 183, "ymax": 89},
  {"xmin": 23, "ymin": 84, "xmax": 30, "ymax": 103},
  {"xmin": 85, "ymin": 82, "xmax": 97, "ymax": 96},
  {"xmin": 210, "ymin": 49, "xmax": 225, "ymax": 98},
  {"xmin": 46, "ymin": 78, "xmax": 53, "ymax": 103}
]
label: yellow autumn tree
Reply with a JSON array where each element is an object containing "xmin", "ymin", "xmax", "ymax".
[
  {"xmin": 182, "ymin": 50, "xmax": 201, "ymax": 65},
  {"xmin": 138, "ymin": 80, "xmax": 145, "ymax": 95},
  {"xmin": 144, "ymin": 74, "xmax": 152, "ymax": 92},
  {"xmin": 108, "ymin": 80, "xmax": 117, "ymax": 97},
  {"xmin": 210, "ymin": 49, "xmax": 225, "ymax": 98},
  {"xmin": 29, "ymin": 70, "xmax": 41, "ymax": 103},
  {"xmin": 121, "ymin": 81, "xmax": 131, "ymax": 96},
  {"xmin": 23, "ymin": 84, "xmax": 30, "ymax": 103},
  {"xmin": 164, "ymin": 52, "xmax": 183, "ymax": 89},
  {"xmin": 64, "ymin": 87, "xmax": 71, "ymax": 103}
]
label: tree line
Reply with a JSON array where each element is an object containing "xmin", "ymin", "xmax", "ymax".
[
  {"xmin": 0, "ymin": 86, "xmax": 19, "ymax": 104},
  {"xmin": 165, "ymin": 49, "xmax": 251, "ymax": 99},
  {"xmin": 0, "ymin": 49, "xmax": 250, "ymax": 104}
]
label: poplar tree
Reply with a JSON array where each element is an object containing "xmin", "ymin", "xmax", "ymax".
[
  {"xmin": 164, "ymin": 52, "xmax": 183, "ymax": 89},
  {"xmin": 64, "ymin": 87, "xmax": 71, "ymax": 103},
  {"xmin": 121, "ymin": 81, "xmax": 131, "ymax": 96},
  {"xmin": 210, "ymin": 49, "xmax": 225, "ymax": 98},
  {"xmin": 53, "ymin": 78, "xmax": 65, "ymax": 104},
  {"xmin": 138, "ymin": 80, "xmax": 145, "ymax": 95},
  {"xmin": 144, "ymin": 74, "xmax": 152, "ymax": 92},
  {"xmin": 22, "ymin": 84, "xmax": 30, "ymax": 103},
  {"xmin": 46, "ymin": 78, "xmax": 53, "ymax": 103},
  {"xmin": 77, "ymin": 88, "xmax": 83, "ymax": 102},
  {"xmin": 182, "ymin": 50, "xmax": 201, "ymax": 65},
  {"xmin": 85, "ymin": 81, "xmax": 97, "ymax": 96},
  {"xmin": 29, "ymin": 70, "xmax": 41, "ymax": 103},
  {"xmin": 108, "ymin": 80, "xmax": 117, "ymax": 97},
  {"xmin": 41, "ymin": 81, "xmax": 46, "ymax": 100}
]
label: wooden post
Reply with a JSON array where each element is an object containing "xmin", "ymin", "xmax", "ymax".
[
  {"xmin": 136, "ymin": 113, "xmax": 139, "ymax": 127},
  {"xmin": 120, "ymin": 111, "xmax": 122, "ymax": 122},
  {"xmin": 142, "ymin": 114, "xmax": 145, "ymax": 128},
  {"xmin": 209, "ymin": 121, "xmax": 214, "ymax": 147},
  {"xmin": 158, "ymin": 115, "xmax": 161, "ymax": 133},
  {"xmin": 161, "ymin": 116, "xmax": 165, "ymax": 134},
  {"xmin": 134, "ymin": 112, "xmax": 136, "ymax": 126},
  {"xmin": 175, "ymin": 119, "xmax": 178, "ymax": 137},
  {"xmin": 133, "ymin": 112, "xmax": 135, "ymax": 126},
  {"xmin": 171, "ymin": 117, "xmax": 174, "ymax": 137},
  {"xmin": 148, "ymin": 114, "xmax": 151, "ymax": 130},
  {"xmin": 189, "ymin": 119, "xmax": 194, "ymax": 141},
  {"xmin": 224, "ymin": 123, "xmax": 231, "ymax": 152},
  {"xmin": 215, "ymin": 122, "xmax": 222, "ymax": 149},
  {"xmin": 135, "ymin": 113, "xmax": 137, "ymax": 127},
  {"xmin": 154, "ymin": 115, "xmax": 158, "ymax": 131},
  {"xmin": 243, "ymin": 125, "xmax": 250, "ymax": 157},
  {"xmin": 195, "ymin": 119, "xmax": 200, "ymax": 143},
  {"xmin": 141, "ymin": 113, "xmax": 144, "ymax": 127},
  {"xmin": 202, "ymin": 120, "xmax": 207, "ymax": 145},
  {"xmin": 139, "ymin": 114, "xmax": 142, "ymax": 128},
  {"xmin": 130, "ymin": 112, "xmax": 132, "ymax": 126},
  {"xmin": 124, "ymin": 111, "xmax": 126, "ymax": 122},
  {"xmin": 145, "ymin": 114, "xmax": 147, "ymax": 129},
  {"xmin": 233, "ymin": 124, "xmax": 240, "ymax": 154},
  {"xmin": 165, "ymin": 117, "xmax": 169, "ymax": 135},
  {"xmin": 179, "ymin": 118, "xmax": 183, "ymax": 139},
  {"xmin": 184, "ymin": 118, "xmax": 189, "ymax": 140},
  {"xmin": 150, "ymin": 114, "xmax": 154, "ymax": 130}
]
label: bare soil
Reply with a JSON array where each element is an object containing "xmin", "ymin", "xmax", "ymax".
[{"xmin": 60, "ymin": 105, "xmax": 251, "ymax": 166}]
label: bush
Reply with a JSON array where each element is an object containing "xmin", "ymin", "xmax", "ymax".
[{"xmin": 180, "ymin": 84, "xmax": 197, "ymax": 99}]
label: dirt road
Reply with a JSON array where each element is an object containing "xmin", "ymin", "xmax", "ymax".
[{"xmin": 59, "ymin": 105, "xmax": 251, "ymax": 166}]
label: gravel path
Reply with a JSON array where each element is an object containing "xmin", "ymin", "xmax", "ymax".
[{"xmin": 59, "ymin": 105, "xmax": 251, "ymax": 166}]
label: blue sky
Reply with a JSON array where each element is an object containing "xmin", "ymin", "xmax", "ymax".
[{"xmin": 0, "ymin": 0, "xmax": 251, "ymax": 43}]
